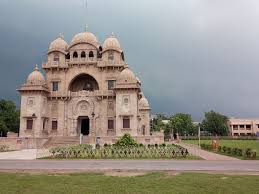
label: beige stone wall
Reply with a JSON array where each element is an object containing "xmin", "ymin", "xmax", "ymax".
[{"xmin": 0, "ymin": 137, "xmax": 48, "ymax": 150}]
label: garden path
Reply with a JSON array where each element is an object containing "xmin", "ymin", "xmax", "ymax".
[{"xmin": 177, "ymin": 143, "xmax": 240, "ymax": 161}]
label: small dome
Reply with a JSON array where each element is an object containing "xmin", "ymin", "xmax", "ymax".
[
  {"xmin": 71, "ymin": 31, "xmax": 98, "ymax": 46},
  {"xmin": 103, "ymin": 33, "xmax": 121, "ymax": 51},
  {"xmin": 139, "ymin": 96, "xmax": 150, "ymax": 109},
  {"xmin": 49, "ymin": 35, "xmax": 68, "ymax": 52},
  {"xmin": 26, "ymin": 65, "xmax": 45, "ymax": 85},
  {"xmin": 117, "ymin": 66, "xmax": 137, "ymax": 83}
]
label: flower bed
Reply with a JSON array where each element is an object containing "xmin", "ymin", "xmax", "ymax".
[
  {"xmin": 49, "ymin": 144, "xmax": 189, "ymax": 159},
  {"xmin": 200, "ymin": 143, "xmax": 257, "ymax": 159}
]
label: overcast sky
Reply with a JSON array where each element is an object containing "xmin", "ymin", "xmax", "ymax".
[{"xmin": 0, "ymin": 0, "xmax": 259, "ymax": 121}]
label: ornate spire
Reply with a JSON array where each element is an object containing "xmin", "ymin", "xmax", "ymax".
[
  {"xmin": 59, "ymin": 33, "xmax": 64, "ymax": 39},
  {"xmin": 34, "ymin": 64, "xmax": 39, "ymax": 71}
]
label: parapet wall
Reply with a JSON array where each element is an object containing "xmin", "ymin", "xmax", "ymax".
[
  {"xmin": 83, "ymin": 135, "xmax": 164, "ymax": 145},
  {"xmin": 0, "ymin": 137, "xmax": 48, "ymax": 150}
]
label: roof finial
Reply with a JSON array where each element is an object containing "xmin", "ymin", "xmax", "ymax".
[
  {"xmin": 35, "ymin": 64, "xmax": 39, "ymax": 70},
  {"xmin": 59, "ymin": 33, "xmax": 64, "ymax": 39},
  {"xmin": 85, "ymin": 24, "xmax": 88, "ymax": 32},
  {"xmin": 111, "ymin": 32, "xmax": 115, "ymax": 37}
]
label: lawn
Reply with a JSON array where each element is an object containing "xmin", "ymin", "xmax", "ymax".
[
  {"xmin": 183, "ymin": 139, "xmax": 259, "ymax": 159},
  {"xmin": 0, "ymin": 172, "xmax": 259, "ymax": 194},
  {"xmin": 182, "ymin": 139, "xmax": 259, "ymax": 152}
]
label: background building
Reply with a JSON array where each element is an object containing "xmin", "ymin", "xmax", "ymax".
[{"xmin": 228, "ymin": 118, "xmax": 259, "ymax": 136}]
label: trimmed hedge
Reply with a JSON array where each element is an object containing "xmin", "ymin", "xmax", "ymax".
[
  {"xmin": 49, "ymin": 144, "xmax": 189, "ymax": 159},
  {"xmin": 181, "ymin": 136, "xmax": 258, "ymax": 140},
  {"xmin": 200, "ymin": 143, "xmax": 257, "ymax": 159}
]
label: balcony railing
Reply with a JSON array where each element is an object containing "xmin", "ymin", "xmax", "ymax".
[
  {"xmin": 69, "ymin": 90, "xmax": 114, "ymax": 98},
  {"xmin": 42, "ymin": 58, "xmax": 125, "ymax": 69}
]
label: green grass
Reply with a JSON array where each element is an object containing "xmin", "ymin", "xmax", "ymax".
[
  {"xmin": 183, "ymin": 139, "xmax": 259, "ymax": 159},
  {"xmin": 0, "ymin": 172, "xmax": 259, "ymax": 194}
]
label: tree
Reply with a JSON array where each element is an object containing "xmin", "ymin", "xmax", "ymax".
[
  {"xmin": 151, "ymin": 114, "xmax": 168, "ymax": 132},
  {"xmin": 201, "ymin": 110, "xmax": 228, "ymax": 136},
  {"xmin": 169, "ymin": 113, "xmax": 197, "ymax": 136},
  {"xmin": 0, "ymin": 99, "xmax": 20, "ymax": 136}
]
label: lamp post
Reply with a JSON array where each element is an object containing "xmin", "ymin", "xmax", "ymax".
[{"xmin": 198, "ymin": 123, "xmax": 201, "ymax": 148}]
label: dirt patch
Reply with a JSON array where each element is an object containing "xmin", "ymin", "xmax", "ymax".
[
  {"xmin": 0, "ymin": 169, "xmax": 259, "ymax": 176},
  {"xmin": 104, "ymin": 170, "xmax": 147, "ymax": 177}
]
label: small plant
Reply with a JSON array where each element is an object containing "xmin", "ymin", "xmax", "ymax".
[
  {"xmin": 0, "ymin": 145, "xmax": 9, "ymax": 152},
  {"xmin": 114, "ymin": 134, "xmax": 139, "ymax": 147}
]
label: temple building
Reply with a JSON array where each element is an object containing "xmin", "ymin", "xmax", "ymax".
[{"xmin": 17, "ymin": 29, "xmax": 164, "ymax": 145}]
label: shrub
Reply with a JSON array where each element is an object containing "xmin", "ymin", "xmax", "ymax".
[
  {"xmin": 226, "ymin": 147, "xmax": 232, "ymax": 154},
  {"xmin": 114, "ymin": 134, "xmax": 139, "ymax": 147},
  {"xmin": 244, "ymin": 148, "xmax": 256, "ymax": 159},
  {"xmin": 96, "ymin": 144, "xmax": 100, "ymax": 149}
]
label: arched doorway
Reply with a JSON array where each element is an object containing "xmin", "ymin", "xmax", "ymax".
[{"xmin": 78, "ymin": 116, "xmax": 90, "ymax": 135}]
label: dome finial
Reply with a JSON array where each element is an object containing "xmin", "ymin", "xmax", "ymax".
[
  {"xmin": 111, "ymin": 32, "xmax": 115, "ymax": 37},
  {"xmin": 85, "ymin": 24, "xmax": 88, "ymax": 32},
  {"xmin": 35, "ymin": 64, "xmax": 39, "ymax": 70},
  {"xmin": 59, "ymin": 33, "xmax": 64, "ymax": 39}
]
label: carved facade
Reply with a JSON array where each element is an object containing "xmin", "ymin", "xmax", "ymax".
[{"xmin": 18, "ymin": 30, "xmax": 164, "ymax": 144}]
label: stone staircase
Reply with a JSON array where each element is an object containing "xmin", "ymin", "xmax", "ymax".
[{"xmin": 43, "ymin": 136, "xmax": 80, "ymax": 148}]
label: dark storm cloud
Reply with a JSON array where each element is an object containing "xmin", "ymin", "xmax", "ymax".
[{"xmin": 0, "ymin": 0, "xmax": 259, "ymax": 120}]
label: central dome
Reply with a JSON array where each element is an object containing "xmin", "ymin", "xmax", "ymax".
[{"xmin": 71, "ymin": 32, "xmax": 98, "ymax": 46}]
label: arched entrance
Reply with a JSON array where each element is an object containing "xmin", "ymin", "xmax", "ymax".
[
  {"xmin": 78, "ymin": 116, "xmax": 90, "ymax": 135},
  {"xmin": 69, "ymin": 74, "xmax": 99, "ymax": 92}
]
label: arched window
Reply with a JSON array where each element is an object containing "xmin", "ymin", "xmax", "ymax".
[
  {"xmin": 69, "ymin": 74, "xmax": 99, "ymax": 92},
  {"xmin": 53, "ymin": 54, "xmax": 59, "ymax": 62},
  {"xmin": 89, "ymin": 51, "xmax": 94, "ymax": 58},
  {"xmin": 81, "ymin": 51, "xmax": 86, "ymax": 58},
  {"xmin": 121, "ymin": 52, "xmax": 125, "ymax": 61},
  {"xmin": 65, "ymin": 53, "xmax": 70, "ymax": 60},
  {"xmin": 108, "ymin": 51, "xmax": 114, "ymax": 61},
  {"xmin": 97, "ymin": 51, "xmax": 102, "ymax": 58},
  {"xmin": 73, "ymin": 51, "xmax": 78, "ymax": 58},
  {"xmin": 142, "ymin": 125, "xmax": 145, "ymax": 135}
]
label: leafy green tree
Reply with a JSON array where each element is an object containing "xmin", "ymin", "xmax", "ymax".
[
  {"xmin": 201, "ymin": 110, "xmax": 228, "ymax": 136},
  {"xmin": 0, "ymin": 99, "xmax": 20, "ymax": 136},
  {"xmin": 169, "ymin": 113, "xmax": 197, "ymax": 136},
  {"xmin": 151, "ymin": 114, "xmax": 169, "ymax": 132}
]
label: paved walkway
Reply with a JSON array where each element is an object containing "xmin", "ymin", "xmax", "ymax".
[
  {"xmin": 177, "ymin": 143, "xmax": 240, "ymax": 161},
  {"xmin": 0, "ymin": 160, "xmax": 258, "ymax": 172},
  {"xmin": 0, "ymin": 149, "xmax": 38, "ymax": 160},
  {"xmin": 0, "ymin": 149, "xmax": 51, "ymax": 160}
]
